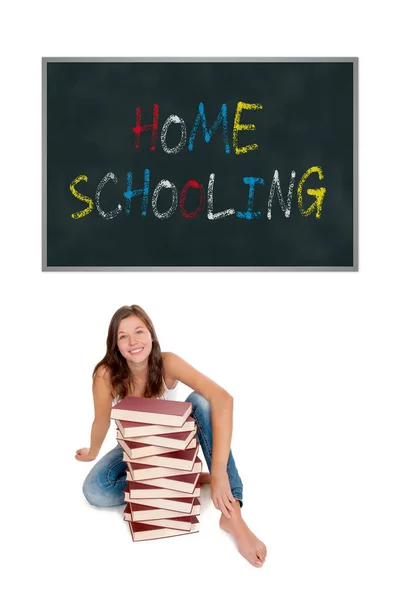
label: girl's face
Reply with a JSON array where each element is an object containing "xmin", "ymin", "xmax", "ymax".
[{"xmin": 116, "ymin": 315, "xmax": 153, "ymax": 365}]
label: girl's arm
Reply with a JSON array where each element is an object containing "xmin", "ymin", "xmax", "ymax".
[
  {"xmin": 75, "ymin": 367, "xmax": 113, "ymax": 461},
  {"xmin": 163, "ymin": 352, "xmax": 236, "ymax": 517}
]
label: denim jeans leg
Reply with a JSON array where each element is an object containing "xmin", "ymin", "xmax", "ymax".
[
  {"xmin": 186, "ymin": 390, "xmax": 243, "ymax": 507},
  {"xmin": 82, "ymin": 444, "xmax": 127, "ymax": 507}
]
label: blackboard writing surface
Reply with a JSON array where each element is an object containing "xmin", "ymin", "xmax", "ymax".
[{"xmin": 44, "ymin": 58, "xmax": 357, "ymax": 270}]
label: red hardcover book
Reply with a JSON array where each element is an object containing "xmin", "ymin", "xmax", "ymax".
[
  {"xmin": 118, "ymin": 436, "xmax": 196, "ymax": 460},
  {"xmin": 124, "ymin": 455, "xmax": 202, "ymax": 481},
  {"xmin": 139, "ymin": 516, "xmax": 199, "ymax": 532},
  {"xmin": 111, "ymin": 396, "xmax": 192, "ymax": 427},
  {"xmin": 131, "ymin": 496, "xmax": 196, "ymax": 514},
  {"xmin": 128, "ymin": 521, "xmax": 199, "ymax": 542},
  {"xmin": 117, "ymin": 427, "xmax": 197, "ymax": 450},
  {"xmin": 116, "ymin": 416, "xmax": 196, "ymax": 438},
  {"xmin": 125, "ymin": 480, "xmax": 201, "ymax": 500},
  {"xmin": 125, "ymin": 499, "xmax": 201, "ymax": 522},
  {"xmin": 131, "ymin": 445, "xmax": 199, "ymax": 471},
  {"xmin": 139, "ymin": 472, "xmax": 200, "ymax": 494}
]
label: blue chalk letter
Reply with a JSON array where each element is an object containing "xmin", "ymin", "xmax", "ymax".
[
  {"xmin": 188, "ymin": 102, "xmax": 230, "ymax": 154},
  {"xmin": 124, "ymin": 169, "xmax": 150, "ymax": 216},
  {"xmin": 236, "ymin": 177, "xmax": 264, "ymax": 220}
]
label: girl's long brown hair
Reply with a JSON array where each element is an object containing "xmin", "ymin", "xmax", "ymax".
[{"xmin": 93, "ymin": 305, "xmax": 164, "ymax": 399}]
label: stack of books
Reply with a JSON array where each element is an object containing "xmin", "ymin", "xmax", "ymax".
[{"xmin": 110, "ymin": 396, "xmax": 202, "ymax": 542}]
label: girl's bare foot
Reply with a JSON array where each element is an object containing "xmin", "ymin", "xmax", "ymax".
[
  {"xmin": 219, "ymin": 500, "xmax": 267, "ymax": 568},
  {"xmin": 199, "ymin": 472, "xmax": 211, "ymax": 485}
]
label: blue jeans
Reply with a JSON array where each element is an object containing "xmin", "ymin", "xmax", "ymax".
[{"xmin": 82, "ymin": 391, "xmax": 243, "ymax": 507}]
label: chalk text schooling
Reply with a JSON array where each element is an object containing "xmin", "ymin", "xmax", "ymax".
[{"xmin": 69, "ymin": 102, "xmax": 327, "ymax": 221}]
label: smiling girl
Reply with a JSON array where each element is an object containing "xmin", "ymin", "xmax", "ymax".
[{"xmin": 76, "ymin": 304, "xmax": 266, "ymax": 567}]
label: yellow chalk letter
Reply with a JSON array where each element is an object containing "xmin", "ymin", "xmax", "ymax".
[
  {"xmin": 297, "ymin": 166, "xmax": 326, "ymax": 218},
  {"xmin": 70, "ymin": 175, "xmax": 94, "ymax": 219},
  {"xmin": 233, "ymin": 101, "xmax": 263, "ymax": 155}
]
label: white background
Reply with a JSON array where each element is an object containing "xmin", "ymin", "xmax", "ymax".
[{"xmin": 2, "ymin": 2, "xmax": 400, "ymax": 599}]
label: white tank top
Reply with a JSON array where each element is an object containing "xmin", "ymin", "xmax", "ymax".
[
  {"xmin": 113, "ymin": 378, "xmax": 178, "ymax": 405},
  {"xmin": 160, "ymin": 377, "xmax": 179, "ymax": 401}
]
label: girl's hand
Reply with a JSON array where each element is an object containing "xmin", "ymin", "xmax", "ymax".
[
  {"xmin": 75, "ymin": 447, "xmax": 96, "ymax": 461},
  {"xmin": 210, "ymin": 469, "xmax": 236, "ymax": 518}
]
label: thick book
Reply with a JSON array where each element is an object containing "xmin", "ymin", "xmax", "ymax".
[
  {"xmin": 128, "ymin": 520, "xmax": 199, "ymax": 542},
  {"xmin": 139, "ymin": 472, "xmax": 200, "ymax": 494},
  {"xmin": 125, "ymin": 480, "xmax": 201, "ymax": 500},
  {"xmin": 124, "ymin": 455, "xmax": 202, "ymax": 481},
  {"xmin": 111, "ymin": 396, "xmax": 192, "ymax": 427},
  {"xmin": 131, "ymin": 495, "xmax": 197, "ymax": 514},
  {"xmin": 123, "ymin": 499, "xmax": 201, "ymax": 522},
  {"xmin": 117, "ymin": 427, "xmax": 197, "ymax": 450},
  {"xmin": 130, "ymin": 445, "xmax": 199, "ymax": 471},
  {"xmin": 118, "ymin": 436, "xmax": 196, "ymax": 460},
  {"xmin": 139, "ymin": 516, "xmax": 199, "ymax": 532},
  {"xmin": 116, "ymin": 416, "xmax": 196, "ymax": 438}
]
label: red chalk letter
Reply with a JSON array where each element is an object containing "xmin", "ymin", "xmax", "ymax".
[
  {"xmin": 179, "ymin": 180, "xmax": 206, "ymax": 219},
  {"xmin": 132, "ymin": 104, "xmax": 159, "ymax": 151}
]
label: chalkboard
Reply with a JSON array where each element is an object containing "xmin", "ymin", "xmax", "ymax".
[{"xmin": 43, "ymin": 58, "xmax": 357, "ymax": 270}]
